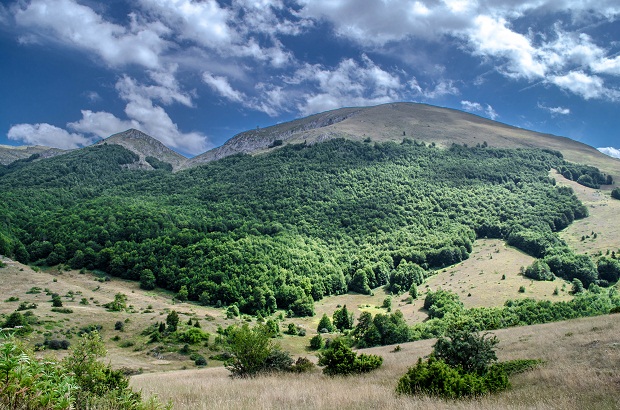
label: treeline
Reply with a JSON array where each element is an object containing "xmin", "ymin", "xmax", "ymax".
[
  {"xmin": 348, "ymin": 286, "xmax": 620, "ymax": 348},
  {"xmin": 0, "ymin": 139, "xmax": 610, "ymax": 315}
]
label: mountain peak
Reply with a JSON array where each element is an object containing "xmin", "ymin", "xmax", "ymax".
[{"xmin": 99, "ymin": 129, "xmax": 187, "ymax": 171}]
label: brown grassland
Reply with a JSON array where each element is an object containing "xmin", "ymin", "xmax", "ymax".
[{"xmin": 130, "ymin": 313, "xmax": 620, "ymax": 410}]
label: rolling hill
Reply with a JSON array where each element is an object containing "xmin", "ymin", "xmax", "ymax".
[{"xmin": 185, "ymin": 103, "xmax": 620, "ymax": 179}]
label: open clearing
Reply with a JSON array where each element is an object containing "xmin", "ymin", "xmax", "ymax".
[{"xmin": 552, "ymin": 170, "xmax": 620, "ymax": 256}]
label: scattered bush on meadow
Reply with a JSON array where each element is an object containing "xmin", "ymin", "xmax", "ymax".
[{"xmin": 318, "ymin": 338, "xmax": 383, "ymax": 376}]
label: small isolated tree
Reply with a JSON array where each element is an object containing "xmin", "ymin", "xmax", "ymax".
[
  {"xmin": 317, "ymin": 313, "xmax": 335, "ymax": 333},
  {"xmin": 225, "ymin": 323, "xmax": 288, "ymax": 377},
  {"xmin": 166, "ymin": 310, "xmax": 179, "ymax": 332},
  {"xmin": 332, "ymin": 305, "xmax": 354, "ymax": 331},
  {"xmin": 310, "ymin": 334, "xmax": 324, "ymax": 350},
  {"xmin": 318, "ymin": 338, "xmax": 382, "ymax": 376},
  {"xmin": 105, "ymin": 293, "xmax": 127, "ymax": 312},
  {"xmin": 433, "ymin": 328, "xmax": 499, "ymax": 375},
  {"xmin": 51, "ymin": 294, "xmax": 63, "ymax": 307}
]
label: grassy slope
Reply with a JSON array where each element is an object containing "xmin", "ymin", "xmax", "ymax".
[{"xmin": 130, "ymin": 313, "xmax": 620, "ymax": 410}]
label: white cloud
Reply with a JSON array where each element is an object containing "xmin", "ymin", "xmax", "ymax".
[
  {"xmin": 67, "ymin": 110, "xmax": 138, "ymax": 139},
  {"xmin": 203, "ymin": 73, "xmax": 246, "ymax": 103},
  {"xmin": 549, "ymin": 71, "xmax": 615, "ymax": 100},
  {"xmin": 116, "ymin": 66, "xmax": 193, "ymax": 107},
  {"xmin": 7, "ymin": 122, "xmax": 93, "ymax": 149},
  {"xmin": 598, "ymin": 147, "xmax": 620, "ymax": 159},
  {"xmin": 14, "ymin": 0, "xmax": 169, "ymax": 68},
  {"xmin": 537, "ymin": 103, "xmax": 570, "ymax": 115},
  {"xmin": 292, "ymin": 56, "xmax": 405, "ymax": 115},
  {"xmin": 467, "ymin": 15, "xmax": 546, "ymax": 79},
  {"xmin": 138, "ymin": 0, "xmax": 232, "ymax": 49},
  {"xmin": 461, "ymin": 100, "xmax": 498, "ymax": 120}
]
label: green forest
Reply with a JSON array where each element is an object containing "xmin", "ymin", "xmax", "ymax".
[{"xmin": 0, "ymin": 139, "xmax": 615, "ymax": 316}]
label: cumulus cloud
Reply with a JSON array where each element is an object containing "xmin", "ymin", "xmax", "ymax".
[
  {"xmin": 598, "ymin": 147, "xmax": 620, "ymax": 159},
  {"xmin": 549, "ymin": 71, "xmax": 616, "ymax": 100},
  {"xmin": 7, "ymin": 122, "xmax": 93, "ymax": 149},
  {"xmin": 292, "ymin": 55, "xmax": 405, "ymax": 115},
  {"xmin": 68, "ymin": 110, "xmax": 138, "ymax": 139},
  {"xmin": 14, "ymin": 0, "xmax": 169, "ymax": 68},
  {"xmin": 461, "ymin": 100, "xmax": 498, "ymax": 120}
]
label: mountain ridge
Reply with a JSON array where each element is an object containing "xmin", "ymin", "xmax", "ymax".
[{"xmin": 185, "ymin": 102, "xmax": 620, "ymax": 178}]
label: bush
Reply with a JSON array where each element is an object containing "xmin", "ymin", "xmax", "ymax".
[
  {"xmin": 290, "ymin": 357, "xmax": 315, "ymax": 373},
  {"xmin": 317, "ymin": 313, "xmax": 335, "ymax": 333},
  {"xmin": 194, "ymin": 355, "xmax": 207, "ymax": 366},
  {"xmin": 611, "ymin": 187, "xmax": 620, "ymax": 200},
  {"xmin": 310, "ymin": 334, "xmax": 324, "ymax": 350},
  {"xmin": 523, "ymin": 260, "xmax": 553, "ymax": 281},
  {"xmin": 433, "ymin": 328, "xmax": 499, "ymax": 375},
  {"xmin": 225, "ymin": 323, "xmax": 291, "ymax": 377},
  {"xmin": 179, "ymin": 327, "xmax": 210, "ymax": 344},
  {"xmin": 424, "ymin": 289, "xmax": 463, "ymax": 319},
  {"xmin": 396, "ymin": 356, "xmax": 509, "ymax": 399},
  {"xmin": 45, "ymin": 339, "xmax": 71, "ymax": 350},
  {"xmin": 318, "ymin": 338, "xmax": 383, "ymax": 376},
  {"xmin": 115, "ymin": 321, "xmax": 125, "ymax": 331}
]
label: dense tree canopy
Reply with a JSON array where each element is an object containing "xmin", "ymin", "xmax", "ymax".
[{"xmin": 0, "ymin": 139, "xmax": 608, "ymax": 315}]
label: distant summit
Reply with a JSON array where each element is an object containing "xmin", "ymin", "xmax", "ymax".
[
  {"xmin": 184, "ymin": 102, "xmax": 620, "ymax": 179},
  {"xmin": 99, "ymin": 129, "xmax": 187, "ymax": 171},
  {"xmin": 0, "ymin": 145, "xmax": 67, "ymax": 166}
]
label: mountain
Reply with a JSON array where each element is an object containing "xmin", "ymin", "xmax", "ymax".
[
  {"xmin": 97, "ymin": 128, "xmax": 187, "ymax": 171},
  {"xmin": 0, "ymin": 144, "xmax": 66, "ymax": 165},
  {"xmin": 186, "ymin": 103, "xmax": 620, "ymax": 179}
]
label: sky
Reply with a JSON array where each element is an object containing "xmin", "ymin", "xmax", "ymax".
[{"xmin": 0, "ymin": 0, "xmax": 619, "ymax": 159}]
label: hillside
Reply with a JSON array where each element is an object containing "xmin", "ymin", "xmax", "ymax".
[
  {"xmin": 185, "ymin": 103, "xmax": 620, "ymax": 179},
  {"xmin": 96, "ymin": 129, "xmax": 187, "ymax": 171},
  {"xmin": 0, "ymin": 144, "xmax": 66, "ymax": 165}
]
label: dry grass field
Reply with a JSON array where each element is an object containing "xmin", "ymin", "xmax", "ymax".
[
  {"xmin": 553, "ymin": 170, "xmax": 620, "ymax": 256},
  {"xmin": 131, "ymin": 313, "xmax": 620, "ymax": 410}
]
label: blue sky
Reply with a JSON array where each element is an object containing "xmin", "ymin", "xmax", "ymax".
[{"xmin": 1, "ymin": 0, "xmax": 619, "ymax": 159}]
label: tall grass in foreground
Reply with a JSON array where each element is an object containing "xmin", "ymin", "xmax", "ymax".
[{"xmin": 131, "ymin": 314, "xmax": 620, "ymax": 410}]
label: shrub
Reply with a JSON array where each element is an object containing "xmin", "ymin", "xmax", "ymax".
[
  {"xmin": 424, "ymin": 289, "xmax": 463, "ymax": 319},
  {"xmin": 310, "ymin": 334, "xmax": 324, "ymax": 350},
  {"xmin": 317, "ymin": 313, "xmax": 335, "ymax": 333},
  {"xmin": 318, "ymin": 338, "xmax": 383, "ymax": 376},
  {"xmin": 194, "ymin": 355, "xmax": 207, "ymax": 366},
  {"xmin": 611, "ymin": 187, "xmax": 620, "ymax": 200},
  {"xmin": 105, "ymin": 293, "xmax": 127, "ymax": 312},
  {"xmin": 523, "ymin": 260, "xmax": 553, "ymax": 281},
  {"xmin": 290, "ymin": 357, "xmax": 315, "ymax": 373},
  {"xmin": 433, "ymin": 328, "xmax": 499, "ymax": 375},
  {"xmin": 179, "ymin": 327, "xmax": 210, "ymax": 344},
  {"xmin": 115, "ymin": 321, "xmax": 125, "ymax": 331},
  {"xmin": 396, "ymin": 356, "xmax": 508, "ymax": 399},
  {"xmin": 225, "ymin": 323, "xmax": 291, "ymax": 377},
  {"xmin": 52, "ymin": 294, "xmax": 63, "ymax": 307}
]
